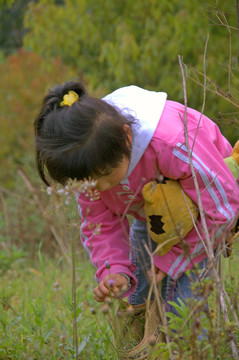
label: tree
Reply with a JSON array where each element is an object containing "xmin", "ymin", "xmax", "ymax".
[{"xmin": 23, "ymin": 0, "xmax": 239, "ymax": 143}]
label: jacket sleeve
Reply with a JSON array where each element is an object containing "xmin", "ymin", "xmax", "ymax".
[
  {"xmin": 78, "ymin": 193, "xmax": 137, "ymax": 296},
  {"xmin": 153, "ymin": 126, "xmax": 239, "ymax": 279}
]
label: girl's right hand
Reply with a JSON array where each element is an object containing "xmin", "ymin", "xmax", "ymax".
[{"xmin": 93, "ymin": 273, "xmax": 129, "ymax": 302}]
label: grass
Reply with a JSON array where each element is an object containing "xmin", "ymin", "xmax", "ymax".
[
  {"xmin": 0, "ymin": 245, "xmax": 238, "ymax": 359},
  {"xmin": 0, "ymin": 210, "xmax": 238, "ymax": 360},
  {"xmin": 0, "ymin": 253, "xmax": 116, "ymax": 360}
]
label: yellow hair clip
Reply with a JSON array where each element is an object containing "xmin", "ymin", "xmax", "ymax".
[{"xmin": 60, "ymin": 90, "xmax": 79, "ymax": 107}]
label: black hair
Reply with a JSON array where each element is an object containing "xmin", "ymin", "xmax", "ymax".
[{"xmin": 34, "ymin": 80, "xmax": 136, "ymax": 186}]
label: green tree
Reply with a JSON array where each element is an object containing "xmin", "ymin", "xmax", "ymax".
[
  {"xmin": 23, "ymin": 0, "xmax": 239, "ymax": 143},
  {"xmin": 0, "ymin": 0, "xmax": 33, "ymax": 55}
]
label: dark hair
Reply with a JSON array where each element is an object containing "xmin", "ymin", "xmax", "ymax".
[{"xmin": 34, "ymin": 80, "xmax": 136, "ymax": 186}]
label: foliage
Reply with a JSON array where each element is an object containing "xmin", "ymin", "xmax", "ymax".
[
  {"xmin": 0, "ymin": 251, "xmax": 238, "ymax": 359},
  {"xmin": 0, "ymin": 0, "xmax": 14, "ymax": 8},
  {"xmin": 0, "ymin": 49, "xmax": 77, "ymax": 188},
  {"xmin": 151, "ymin": 270, "xmax": 239, "ymax": 360},
  {"xmin": 0, "ymin": 0, "xmax": 33, "ymax": 55},
  {"xmin": 23, "ymin": 0, "xmax": 239, "ymax": 143}
]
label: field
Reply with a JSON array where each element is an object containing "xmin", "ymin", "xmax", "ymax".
[{"xmin": 0, "ymin": 240, "xmax": 238, "ymax": 360}]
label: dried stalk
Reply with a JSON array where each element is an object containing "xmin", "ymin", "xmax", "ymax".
[
  {"xmin": 186, "ymin": 67, "xmax": 239, "ymax": 109},
  {"xmin": 71, "ymin": 225, "xmax": 79, "ymax": 359},
  {"xmin": 178, "ymin": 54, "xmax": 239, "ymax": 359},
  {"xmin": 143, "ymin": 242, "xmax": 173, "ymax": 359}
]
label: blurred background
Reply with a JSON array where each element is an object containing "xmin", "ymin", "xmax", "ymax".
[{"xmin": 0, "ymin": 0, "xmax": 238, "ymax": 259}]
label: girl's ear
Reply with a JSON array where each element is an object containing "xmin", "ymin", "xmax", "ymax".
[{"xmin": 123, "ymin": 124, "xmax": 133, "ymax": 148}]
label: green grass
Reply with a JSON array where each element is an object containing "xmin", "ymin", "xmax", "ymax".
[
  {"xmin": 0, "ymin": 254, "xmax": 116, "ymax": 360},
  {"xmin": 0, "ymin": 242, "xmax": 238, "ymax": 360}
]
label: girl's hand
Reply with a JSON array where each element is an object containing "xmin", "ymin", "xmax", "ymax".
[
  {"xmin": 147, "ymin": 266, "xmax": 166, "ymax": 284},
  {"xmin": 93, "ymin": 273, "xmax": 129, "ymax": 302}
]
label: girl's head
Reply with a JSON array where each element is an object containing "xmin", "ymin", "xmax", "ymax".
[{"xmin": 34, "ymin": 80, "xmax": 135, "ymax": 186}]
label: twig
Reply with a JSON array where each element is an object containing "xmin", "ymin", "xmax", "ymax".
[
  {"xmin": 216, "ymin": 10, "xmax": 232, "ymax": 93},
  {"xmin": 71, "ymin": 226, "xmax": 79, "ymax": 359},
  {"xmin": 144, "ymin": 242, "xmax": 173, "ymax": 359},
  {"xmin": 186, "ymin": 67, "xmax": 239, "ymax": 108},
  {"xmin": 178, "ymin": 55, "xmax": 239, "ymax": 359},
  {"xmin": 191, "ymin": 33, "xmax": 209, "ymax": 154},
  {"xmin": 181, "ymin": 190, "xmax": 208, "ymax": 257}
]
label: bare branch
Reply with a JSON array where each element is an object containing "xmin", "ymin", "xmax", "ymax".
[{"xmin": 178, "ymin": 54, "xmax": 239, "ymax": 359}]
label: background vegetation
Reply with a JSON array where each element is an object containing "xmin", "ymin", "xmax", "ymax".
[{"xmin": 0, "ymin": 0, "xmax": 238, "ymax": 359}]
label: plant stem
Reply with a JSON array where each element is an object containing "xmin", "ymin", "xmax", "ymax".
[{"xmin": 71, "ymin": 229, "xmax": 79, "ymax": 359}]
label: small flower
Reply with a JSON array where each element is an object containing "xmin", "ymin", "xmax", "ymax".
[
  {"xmin": 108, "ymin": 279, "xmax": 114, "ymax": 288},
  {"xmin": 105, "ymin": 260, "xmax": 110, "ymax": 269},
  {"xmin": 57, "ymin": 188, "xmax": 65, "ymax": 194},
  {"xmin": 46, "ymin": 186, "xmax": 52, "ymax": 195},
  {"xmin": 116, "ymin": 310, "xmax": 123, "ymax": 318},
  {"xmin": 54, "ymin": 281, "xmax": 61, "ymax": 291},
  {"xmin": 90, "ymin": 307, "xmax": 96, "ymax": 315}
]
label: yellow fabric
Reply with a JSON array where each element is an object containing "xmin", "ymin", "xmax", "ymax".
[
  {"xmin": 142, "ymin": 179, "xmax": 199, "ymax": 256},
  {"xmin": 142, "ymin": 141, "xmax": 238, "ymax": 257}
]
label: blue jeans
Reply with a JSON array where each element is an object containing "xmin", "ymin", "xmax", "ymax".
[{"xmin": 128, "ymin": 219, "xmax": 210, "ymax": 313}]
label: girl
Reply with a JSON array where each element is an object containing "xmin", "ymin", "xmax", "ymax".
[{"xmin": 34, "ymin": 80, "xmax": 239, "ymax": 309}]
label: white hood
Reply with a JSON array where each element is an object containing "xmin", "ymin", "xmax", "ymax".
[{"xmin": 103, "ymin": 85, "xmax": 167, "ymax": 182}]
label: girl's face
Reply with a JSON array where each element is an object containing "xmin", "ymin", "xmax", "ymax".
[{"xmin": 94, "ymin": 156, "xmax": 130, "ymax": 192}]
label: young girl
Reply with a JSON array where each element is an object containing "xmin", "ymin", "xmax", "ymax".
[{"xmin": 34, "ymin": 80, "xmax": 239, "ymax": 310}]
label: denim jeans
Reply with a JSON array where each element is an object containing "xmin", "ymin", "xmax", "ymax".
[{"xmin": 128, "ymin": 219, "xmax": 210, "ymax": 314}]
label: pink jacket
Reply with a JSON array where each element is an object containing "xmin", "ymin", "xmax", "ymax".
[{"xmin": 78, "ymin": 86, "xmax": 239, "ymax": 297}]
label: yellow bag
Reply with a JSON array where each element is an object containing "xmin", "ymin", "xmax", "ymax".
[
  {"xmin": 142, "ymin": 179, "xmax": 198, "ymax": 256},
  {"xmin": 143, "ymin": 141, "xmax": 239, "ymax": 257}
]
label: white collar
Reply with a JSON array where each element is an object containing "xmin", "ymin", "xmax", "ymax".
[{"xmin": 103, "ymin": 85, "xmax": 167, "ymax": 180}]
